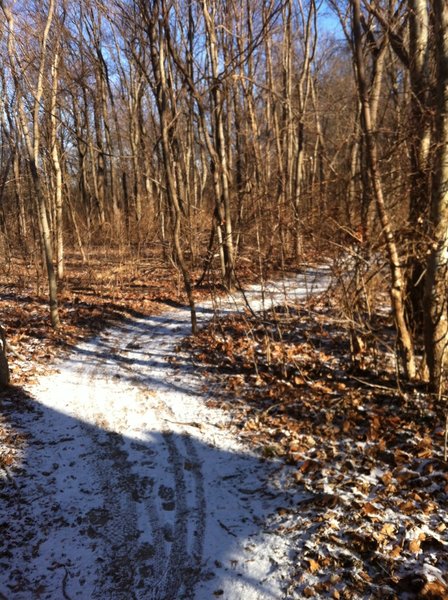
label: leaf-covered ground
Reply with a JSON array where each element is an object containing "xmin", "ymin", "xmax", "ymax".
[
  {"xmin": 0, "ymin": 252, "xmax": 175, "ymax": 472},
  {"xmin": 1, "ymin": 255, "xmax": 448, "ymax": 598},
  {"xmin": 183, "ymin": 295, "xmax": 448, "ymax": 599},
  {"xmin": 0, "ymin": 252, "xmax": 190, "ymax": 387}
]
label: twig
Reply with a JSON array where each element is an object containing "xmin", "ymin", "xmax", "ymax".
[
  {"xmin": 218, "ymin": 520, "xmax": 237, "ymax": 537},
  {"xmin": 48, "ymin": 563, "xmax": 72, "ymax": 600},
  {"xmin": 437, "ymin": 344, "xmax": 448, "ymax": 461},
  {"xmin": 444, "ymin": 413, "xmax": 448, "ymax": 462},
  {"xmin": 350, "ymin": 374, "xmax": 403, "ymax": 394},
  {"xmin": 257, "ymin": 401, "xmax": 285, "ymax": 419},
  {"xmin": 62, "ymin": 565, "xmax": 71, "ymax": 600},
  {"xmin": 162, "ymin": 418, "xmax": 209, "ymax": 429}
]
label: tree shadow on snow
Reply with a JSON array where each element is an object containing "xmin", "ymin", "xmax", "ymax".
[
  {"xmin": 58, "ymin": 309, "xmax": 243, "ymax": 398},
  {"xmin": 0, "ymin": 381, "xmax": 300, "ymax": 600}
]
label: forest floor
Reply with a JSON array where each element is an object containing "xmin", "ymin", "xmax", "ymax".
[{"xmin": 0, "ymin": 252, "xmax": 447, "ymax": 599}]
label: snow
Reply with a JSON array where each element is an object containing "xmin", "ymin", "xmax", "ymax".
[{"xmin": 0, "ymin": 267, "xmax": 331, "ymax": 600}]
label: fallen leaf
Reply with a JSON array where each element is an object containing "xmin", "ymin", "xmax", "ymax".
[
  {"xmin": 420, "ymin": 581, "xmax": 448, "ymax": 599},
  {"xmin": 308, "ymin": 558, "xmax": 319, "ymax": 573},
  {"xmin": 362, "ymin": 502, "xmax": 378, "ymax": 515},
  {"xmin": 381, "ymin": 523, "xmax": 395, "ymax": 537},
  {"xmin": 381, "ymin": 471, "xmax": 393, "ymax": 486},
  {"xmin": 390, "ymin": 546, "xmax": 402, "ymax": 558}
]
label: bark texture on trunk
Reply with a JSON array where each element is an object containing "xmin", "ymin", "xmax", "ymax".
[{"xmin": 424, "ymin": 0, "xmax": 448, "ymax": 393}]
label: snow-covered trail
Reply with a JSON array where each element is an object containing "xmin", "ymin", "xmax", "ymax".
[{"xmin": 1, "ymin": 268, "xmax": 330, "ymax": 600}]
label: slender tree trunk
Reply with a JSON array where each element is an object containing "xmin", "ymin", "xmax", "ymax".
[
  {"xmin": 144, "ymin": 3, "xmax": 197, "ymax": 333},
  {"xmin": 202, "ymin": 0, "xmax": 236, "ymax": 289},
  {"xmin": 50, "ymin": 48, "xmax": 64, "ymax": 280},
  {"xmin": 4, "ymin": 0, "xmax": 60, "ymax": 327},
  {"xmin": 424, "ymin": 0, "xmax": 448, "ymax": 394},
  {"xmin": 352, "ymin": 0, "xmax": 415, "ymax": 379},
  {"xmin": 407, "ymin": 0, "xmax": 431, "ymax": 331}
]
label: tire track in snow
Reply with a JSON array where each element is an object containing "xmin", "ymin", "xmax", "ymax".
[
  {"xmin": 114, "ymin": 320, "xmax": 206, "ymax": 600},
  {"xmin": 153, "ymin": 432, "xmax": 206, "ymax": 599},
  {"xmin": 72, "ymin": 318, "xmax": 206, "ymax": 599},
  {"xmin": 1, "ymin": 267, "xmax": 331, "ymax": 599},
  {"xmin": 80, "ymin": 329, "xmax": 166, "ymax": 599}
]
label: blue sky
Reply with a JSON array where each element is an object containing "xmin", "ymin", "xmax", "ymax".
[{"xmin": 318, "ymin": 1, "xmax": 346, "ymax": 38}]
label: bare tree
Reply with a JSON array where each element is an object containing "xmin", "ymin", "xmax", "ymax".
[
  {"xmin": 136, "ymin": 0, "xmax": 198, "ymax": 332},
  {"xmin": 2, "ymin": 0, "xmax": 60, "ymax": 327},
  {"xmin": 351, "ymin": 0, "xmax": 415, "ymax": 379}
]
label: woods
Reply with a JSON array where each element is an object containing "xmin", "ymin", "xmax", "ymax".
[
  {"xmin": 0, "ymin": 0, "xmax": 447, "ymax": 394},
  {"xmin": 2, "ymin": 3, "xmax": 448, "ymax": 598}
]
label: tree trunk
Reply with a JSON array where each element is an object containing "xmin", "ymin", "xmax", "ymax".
[
  {"xmin": 202, "ymin": 0, "xmax": 236, "ymax": 290},
  {"xmin": 3, "ymin": 0, "xmax": 60, "ymax": 328},
  {"xmin": 423, "ymin": 0, "xmax": 448, "ymax": 394},
  {"xmin": 144, "ymin": 2, "xmax": 197, "ymax": 333},
  {"xmin": 407, "ymin": 0, "xmax": 431, "ymax": 332},
  {"xmin": 352, "ymin": 0, "xmax": 415, "ymax": 379},
  {"xmin": 50, "ymin": 48, "xmax": 64, "ymax": 280}
]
